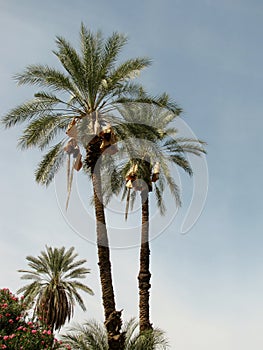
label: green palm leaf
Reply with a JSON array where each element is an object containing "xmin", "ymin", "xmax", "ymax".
[
  {"xmin": 35, "ymin": 141, "xmax": 66, "ymax": 185},
  {"xmin": 18, "ymin": 115, "xmax": 68, "ymax": 150}
]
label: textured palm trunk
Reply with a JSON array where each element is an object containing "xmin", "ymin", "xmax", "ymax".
[
  {"xmin": 88, "ymin": 140, "xmax": 125, "ymax": 350},
  {"xmin": 138, "ymin": 189, "xmax": 153, "ymax": 333}
]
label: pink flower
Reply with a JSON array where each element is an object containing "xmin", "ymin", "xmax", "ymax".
[
  {"xmin": 27, "ymin": 321, "xmax": 33, "ymax": 326},
  {"xmin": 1, "ymin": 345, "xmax": 7, "ymax": 349},
  {"xmin": 42, "ymin": 330, "xmax": 47, "ymax": 334},
  {"xmin": 31, "ymin": 329, "xmax": 37, "ymax": 334},
  {"xmin": 17, "ymin": 326, "xmax": 23, "ymax": 330},
  {"xmin": 47, "ymin": 330, "xmax": 51, "ymax": 335},
  {"xmin": 3, "ymin": 336, "xmax": 9, "ymax": 341},
  {"xmin": 8, "ymin": 319, "xmax": 14, "ymax": 324}
]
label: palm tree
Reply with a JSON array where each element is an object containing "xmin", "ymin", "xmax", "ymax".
[
  {"xmin": 1, "ymin": 24, "xmax": 180, "ymax": 349},
  {"xmin": 17, "ymin": 246, "xmax": 94, "ymax": 332},
  {"xmin": 108, "ymin": 104, "xmax": 206, "ymax": 332},
  {"xmin": 59, "ymin": 318, "xmax": 169, "ymax": 350}
]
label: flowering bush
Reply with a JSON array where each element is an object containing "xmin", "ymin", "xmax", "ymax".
[{"xmin": 0, "ymin": 288, "xmax": 67, "ymax": 349}]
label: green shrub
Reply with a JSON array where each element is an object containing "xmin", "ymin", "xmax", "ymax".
[{"xmin": 0, "ymin": 288, "xmax": 65, "ymax": 349}]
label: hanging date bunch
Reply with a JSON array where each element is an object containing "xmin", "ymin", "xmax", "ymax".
[
  {"xmin": 99, "ymin": 125, "xmax": 118, "ymax": 155},
  {"xmin": 64, "ymin": 113, "xmax": 119, "ymax": 209},
  {"xmin": 85, "ymin": 112, "xmax": 118, "ymax": 169},
  {"xmin": 124, "ymin": 161, "xmax": 160, "ymax": 219},
  {"xmin": 64, "ymin": 117, "xmax": 83, "ymax": 209}
]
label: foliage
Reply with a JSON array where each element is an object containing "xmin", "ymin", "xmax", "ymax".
[
  {"xmin": 1, "ymin": 23, "xmax": 179, "ymax": 187},
  {"xmin": 103, "ymin": 103, "xmax": 206, "ymax": 215},
  {"xmin": 58, "ymin": 318, "xmax": 169, "ymax": 350},
  {"xmin": 17, "ymin": 246, "xmax": 94, "ymax": 332},
  {"xmin": 0, "ymin": 288, "xmax": 63, "ymax": 349}
]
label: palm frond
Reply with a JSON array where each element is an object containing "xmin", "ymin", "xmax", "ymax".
[
  {"xmin": 18, "ymin": 115, "xmax": 68, "ymax": 150},
  {"xmin": 26, "ymin": 255, "xmax": 49, "ymax": 272},
  {"xmin": 69, "ymin": 281, "xmax": 94, "ymax": 296},
  {"xmin": 153, "ymin": 184, "xmax": 166, "ymax": 216},
  {"xmin": 35, "ymin": 141, "xmax": 66, "ymax": 186},
  {"xmin": 34, "ymin": 91, "xmax": 66, "ymax": 105},
  {"xmin": 109, "ymin": 57, "xmax": 151, "ymax": 84},
  {"xmin": 169, "ymin": 155, "xmax": 193, "ymax": 176},
  {"xmin": 54, "ymin": 36, "xmax": 87, "ymax": 97},
  {"xmin": 2, "ymin": 98, "xmax": 58, "ymax": 128},
  {"xmin": 17, "ymin": 281, "xmax": 41, "ymax": 300},
  {"xmin": 100, "ymin": 31, "xmax": 128, "ymax": 74},
  {"xmin": 116, "ymin": 91, "xmax": 182, "ymax": 115},
  {"xmin": 164, "ymin": 173, "xmax": 181, "ymax": 207},
  {"xmin": 64, "ymin": 267, "xmax": 91, "ymax": 280},
  {"xmin": 67, "ymin": 286, "xmax": 86, "ymax": 311},
  {"xmin": 66, "ymin": 258, "xmax": 88, "ymax": 272},
  {"xmin": 79, "ymin": 25, "xmax": 105, "ymax": 109},
  {"xmin": 163, "ymin": 137, "xmax": 207, "ymax": 154},
  {"xmin": 14, "ymin": 64, "xmax": 78, "ymax": 94},
  {"xmin": 18, "ymin": 273, "xmax": 41, "ymax": 281}
]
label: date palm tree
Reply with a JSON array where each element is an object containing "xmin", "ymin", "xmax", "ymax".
[
  {"xmin": 2, "ymin": 24, "xmax": 180, "ymax": 349},
  {"xmin": 59, "ymin": 318, "xmax": 169, "ymax": 350},
  {"xmin": 17, "ymin": 246, "xmax": 93, "ymax": 332},
  {"xmin": 107, "ymin": 104, "xmax": 206, "ymax": 332}
]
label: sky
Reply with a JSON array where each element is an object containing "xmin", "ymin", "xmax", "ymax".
[{"xmin": 0, "ymin": 0, "xmax": 263, "ymax": 349}]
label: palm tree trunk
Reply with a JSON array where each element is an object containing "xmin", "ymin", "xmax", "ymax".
[
  {"xmin": 91, "ymin": 154, "xmax": 125, "ymax": 350},
  {"xmin": 138, "ymin": 189, "xmax": 153, "ymax": 333}
]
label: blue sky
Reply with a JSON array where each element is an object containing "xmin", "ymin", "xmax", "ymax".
[{"xmin": 0, "ymin": 0, "xmax": 263, "ymax": 349}]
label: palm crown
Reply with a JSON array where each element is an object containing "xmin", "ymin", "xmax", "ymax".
[
  {"xmin": 2, "ymin": 23, "xmax": 180, "ymax": 186},
  {"xmin": 103, "ymin": 103, "xmax": 206, "ymax": 217},
  {"xmin": 18, "ymin": 246, "xmax": 94, "ymax": 332}
]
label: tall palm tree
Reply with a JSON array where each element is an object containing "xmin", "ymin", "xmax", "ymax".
[
  {"xmin": 108, "ymin": 104, "xmax": 206, "ymax": 332},
  {"xmin": 1, "ymin": 24, "xmax": 180, "ymax": 349},
  {"xmin": 17, "ymin": 246, "xmax": 93, "ymax": 332},
  {"xmin": 59, "ymin": 318, "xmax": 169, "ymax": 350}
]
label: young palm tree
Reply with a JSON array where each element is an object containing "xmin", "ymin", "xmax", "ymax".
[
  {"xmin": 108, "ymin": 104, "xmax": 206, "ymax": 333},
  {"xmin": 59, "ymin": 318, "xmax": 169, "ymax": 350},
  {"xmin": 1, "ymin": 24, "xmax": 180, "ymax": 349},
  {"xmin": 17, "ymin": 246, "xmax": 93, "ymax": 332}
]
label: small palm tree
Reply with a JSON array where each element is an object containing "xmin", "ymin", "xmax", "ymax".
[
  {"xmin": 17, "ymin": 246, "xmax": 94, "ymax": 332},
  {"xmin": 59, "ymin": 318, "xmax": 169, "ymax": 350},
  {"xmin": 2, "ymin": 23, "xmax": 179, "ymax": 349},
  {"xmin": 107, "ymin": 104, "xmax": 206, "ymax": 332}
]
